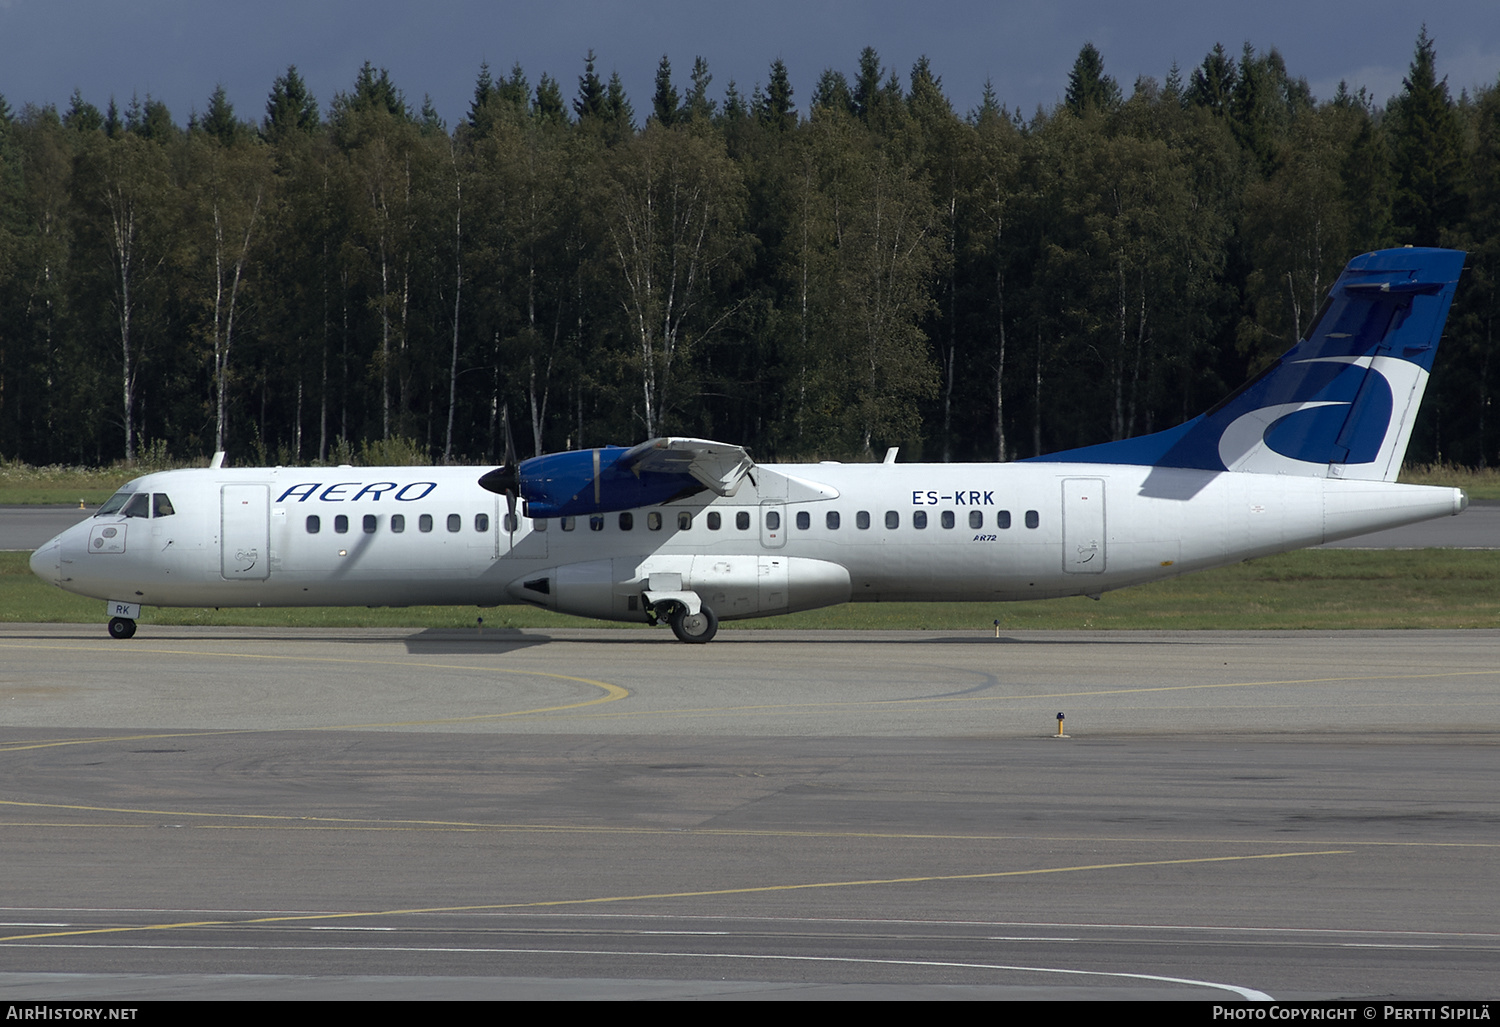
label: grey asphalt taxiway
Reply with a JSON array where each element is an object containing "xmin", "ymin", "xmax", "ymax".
[{"xmin": 2, "ymin": 625, "xmax": 1498, "ymax": 1000}]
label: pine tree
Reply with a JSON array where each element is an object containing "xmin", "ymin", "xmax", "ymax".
[
  {"xmin": 354, "ymin": 63, "xmax": 407, "ymax": 117},
  {"xmin": 811, "ymin": 69, "xmax": 853, "ymax": 116},
  {"xmin": 534, "ymin": 73, "xmax": 566, "ymax": 125},
  {"xmin": 419, "ymin": 95, "xmax": 445, "ymax": 134},
  {"xmin": 761, "ymin": 59, "xmax": 795, "ymax": 132},
  {"xmin": 136, "ymin": 97, "xmax": 176, "ymax": 142},
  {"xmin": 972, "ymin": 78, "xmax": 1002, "ymax": 121},
  {"xmin": 1189, "ymin": 44, "xmax": 1237, "ymax": 115},
  {"xmin": 1389, "ymin": 27, "xmax": 1465, "ymax": 246},
  {"xmin": 721, "ymin": 81, "xmax": 746, "ymax": 121},
  {"xmin": 64, "ymin": 90, "xmax": 103, "ymax": 133},
  {"xmin": 264, "ymin": 66, "xmax": 319, "ymax": 140},
  {"xmin": 574, "ymin": 50, "xmax": 606, "ymax": 121},
  {"xmin": 498, "ymin": 63, "xmax": 529, "ymax": 111},
  {"xmin": 1164, "ymin": 62, "xmax": 1185, "ymax": 106},
  {"xmin": 853, "ymin": 47, "xmax": 882, "ymax": 122},
  {"xmin": 685, "ymin": 57, "xmax": 715, "ymax": 121},
  {"xmin": 467, "ymin": 62, "xmax": 495, "ymax": 130},
  {"xmin": 1064, "ymin": 43, "xmax": 1120, "ymax": 116},
  {"xmin": 202, "ymin": 85, "xmax": 240, "ymax": 145},
  {"xmin": 604, "ymin": 71, "xmax": 635, "ymax": 136},
  {"xmin": 651, "ymin": 54, "xmax": 679, "ymax": 126}
]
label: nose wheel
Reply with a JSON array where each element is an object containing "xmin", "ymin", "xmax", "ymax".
[
  {"xmin": 668, "ymin": 604, "xmax": 718, "ymax": 644},
  {"xmin": 108, "ymin": 617, "xmax": 137, "ymax": 640}
]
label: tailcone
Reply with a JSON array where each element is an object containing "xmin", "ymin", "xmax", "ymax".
[{"xmin": 1323, "ymin": 481, "xmax": 1469, "ymax": 544}]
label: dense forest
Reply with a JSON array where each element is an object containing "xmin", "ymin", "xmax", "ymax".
[{"xmin": 0, "ymin": 32, "xmax": 1496, "ymax": 470}]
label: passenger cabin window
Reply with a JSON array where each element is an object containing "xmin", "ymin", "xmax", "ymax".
[
  {"xmin": 827, "ymin": 511, "xmax": 840, "ymax": 530},
  {"xmin": 885, "ymin": 511, "xmax": 899, "ymax": 529},
  {"xmin": 765, "ymin": 511, "xmax": 780, "ymax": 530},
  {"xmin": 796, "ymin": 511, "xmax": 810, "ymax": 530},
  {"xmin": 1025, "ymin": 510, "xmax": 1039, "ymax": 529},
  {"xmin": 941, "ymin": 511, "xmax": 955, "ymax": 529},
  {"xmin": 913, "ymin": 510, "xmax": 928, "ymax": 529},
  {"xmin": 475, "ymin": 513, "xmax": 490, "ymax": 532},
  {"xmin": 504, "ymin": 513, "xmax": 519, "ymax": 533},
  {"xmin": 998, "ymin": 510, "xmax": 1012, "ymax": 529},
  {"xmin": 363, "ymin": 514, "xmax": 377, "ymax": 534},
  {"xmin": 677, "ymin": 512, "xmax": 693, "ymax": 530},
  {"xmin": 560, "ymin": 516, "xmax": 575, "ymax": 531},
  {"xmin": 969, "ymin": 510, "xmax": 983, "ymax": 529},
  {"xmin": 707, "ymin": 512, "xmax": 721, "ymax": 530},
  {"xmin": 736, "ymin": 511, "xmax": 751, "ymax": 531},
  {"xmin": 589, "ymin": 515, "xmax": 604, "ymax": 531},
  {"xmin": 647, "ymin": 512, "xmax": 662, "ymax": 531},
  {"xmin": 447, "ymin": 514, "xmax": 462, "ymax": 533},
  {"xmin": 391, "ymin": 514, "xmax": 405, "ymax": 533},
  {"xmin": 419, "ymin": 514, "xmax": 434, "ymax": 533},
  {"xmin": 335, "ymin": 515, "xmax": 349, "ymax": 534},
  {"xmin": 619, "ymin": 512, "xmax": 633, "ymax": 531},
  {"xmin": 857, "ymin": 511, "xmax": 871, "ymax": 530},
  {"xmin": 533, "ymin": 518, "xmax": 547, "ymax": 531},
  {"xmin": 152, "ymin": 494, "xmax": 175, "ymax": 517},
  {"xmin": 306, "ymin": 515, "xmax": 321, "ymax": 534}
]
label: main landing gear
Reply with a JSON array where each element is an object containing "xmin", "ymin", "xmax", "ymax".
[
  {"xmin": 108, "ymin": 617, "xmax": 137, "ymax": 640},
  {"xmin": 668, "ymin": 604, "xmax": 718, "ymax": 644}
]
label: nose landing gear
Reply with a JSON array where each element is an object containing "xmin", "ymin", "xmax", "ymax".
[{"xmin": 108, "ymin": 617, "xmax": 137, "ymax": 640}]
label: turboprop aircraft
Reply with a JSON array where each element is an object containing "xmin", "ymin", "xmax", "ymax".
[{"xmin": 30, "ymin": 247, "xmax": 1469, "ymax": 643}]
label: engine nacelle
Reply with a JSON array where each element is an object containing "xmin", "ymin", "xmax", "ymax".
[{"xmin": 517, "ymin": 448, "xmax": 705, "ymax": 518}]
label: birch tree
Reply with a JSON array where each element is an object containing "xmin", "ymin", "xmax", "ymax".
[{"xmin": 603, "ymin": 122, "xmax": 747, "ymax": 436}]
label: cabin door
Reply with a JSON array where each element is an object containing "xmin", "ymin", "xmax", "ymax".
[
  {"xmin": 221, "ymin": 484, "xmax": 270, "ymax": 580},
  {"xmin": 1062, "ymin": 478, "xmax": 1106, "ymax": 574}
]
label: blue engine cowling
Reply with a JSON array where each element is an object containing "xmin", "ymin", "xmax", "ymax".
[{"xmin": 514, "ymin": 447, "xmax": 707, "ymax": 518}]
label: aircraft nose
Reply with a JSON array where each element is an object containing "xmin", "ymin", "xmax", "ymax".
[{"xmin": 29, "ymin": 538, "xmax": 60, "ymax": 585}]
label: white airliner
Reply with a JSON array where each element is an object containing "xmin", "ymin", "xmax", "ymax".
[{"xmin": 31, "ymin": 247, "xmax": 1469, "ymax": 643}]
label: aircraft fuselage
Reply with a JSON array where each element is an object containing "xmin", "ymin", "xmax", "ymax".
[{"xmin": 29, "ymin": 460, "xmax": 1466, "ymax": 625}]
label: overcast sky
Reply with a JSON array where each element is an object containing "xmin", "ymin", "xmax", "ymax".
[{"xmin": 3, "ymin": 1, "xmax": 1498, "ymax": 128}]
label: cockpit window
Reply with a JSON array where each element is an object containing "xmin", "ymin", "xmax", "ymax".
[
  {"xmin": 153, "ymin": 493, "xmax": 175, "ymax": 517},
  {"xmin": 96, "ymin": 483, "xmax": 143, "ymax": 516},
  {"xmin": 120, "ymin": 492, "xmax": 151, "ymax": 518}
]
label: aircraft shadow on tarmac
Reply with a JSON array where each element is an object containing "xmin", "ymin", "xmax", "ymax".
[{"xmin": 402, "ymin": 627, "xmax": 555, "ymax": 654}]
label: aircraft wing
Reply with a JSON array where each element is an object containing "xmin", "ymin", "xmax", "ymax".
[{"xmin": 618, "ymin": 437, "xmax": 755, "ymax": 497}]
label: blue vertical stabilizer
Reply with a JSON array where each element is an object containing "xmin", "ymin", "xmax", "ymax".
[{"xmin": 1029, "ymin": 247, "xmax": 1466, "ymax": 481}]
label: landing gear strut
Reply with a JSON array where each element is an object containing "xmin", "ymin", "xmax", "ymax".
[
  {"xmin": 668, "ymin": 603, "xmax": 718, "ymax": 644},
  {"xmin": 108, "ymin": 617, "xmax": 137, "ymax": 640}
]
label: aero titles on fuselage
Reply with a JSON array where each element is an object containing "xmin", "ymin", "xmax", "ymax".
[
  {"xmin": 912, "ymin": 490, "xmax": 996, "ymax": 506},
  {"xmin": 275, "ymin": 481, "xmax": 439, "ymax": 503}
]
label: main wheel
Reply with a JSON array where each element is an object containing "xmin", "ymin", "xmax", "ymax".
[
  {"xmin": 668, "ymin": 604, "xmax": 718, "ymax": 644},
  {"xmin": 108, "ymin": 617, "xmax": 137, "ymax": 640}
]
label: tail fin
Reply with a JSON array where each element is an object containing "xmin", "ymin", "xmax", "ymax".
[{"xmin": 1031, "ymin": 247, "xmax": 1466, "ymax": 481}]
